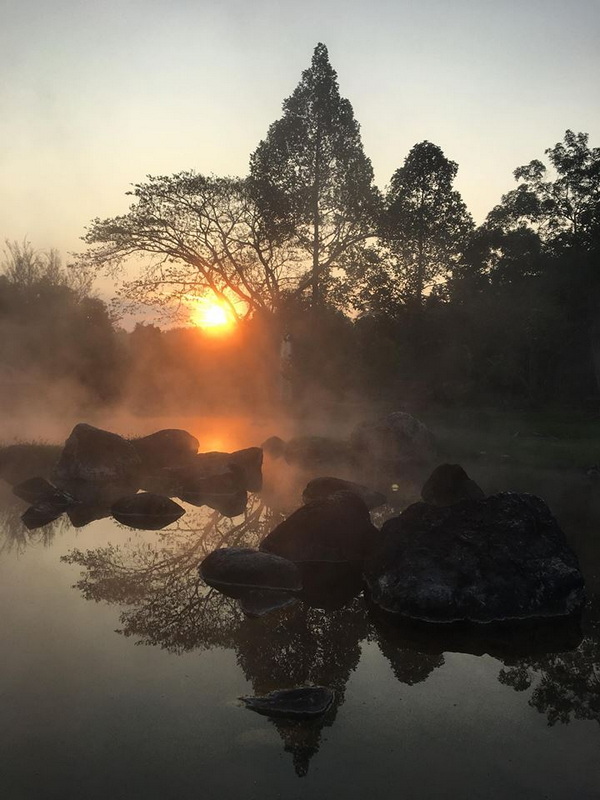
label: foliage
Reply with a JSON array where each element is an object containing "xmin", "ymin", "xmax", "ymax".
[{"xmin": 249, "ymin": 43, "xmax": 381, "ymax": 304}]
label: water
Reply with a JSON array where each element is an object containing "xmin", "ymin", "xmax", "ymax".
[{"xmin": 1, "ymin": 441, "xmax": 599, "ymax": 799}]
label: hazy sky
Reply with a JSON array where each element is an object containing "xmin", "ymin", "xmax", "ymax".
[{"xmin": 1, "ymin": 0, "xmax": 599, "ymax": 270}]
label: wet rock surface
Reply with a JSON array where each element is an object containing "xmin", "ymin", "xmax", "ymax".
[
  {"xmin": 199, "ymin": 547, "xmax": 302, "ymax": 592},
  {"xmin": 303, "ymin": 476, "xmax": 386, "ymax": 510},
  {"xmin": 260, "ymin": 491, "xmax": 379, "ymax": 563},
  {"xmin": 240, "ymin": 687, "xmax": 335, "ymax": 719},
  {"xmin": 365, "ymin": 492, "xmax": 585, "ymax": 623},
  {"xmin": 111, "ymin": 493, "xmax": 185, "ymax": 530},
  {"xmin": 421, "ymin": 463, "xmax": 485, "ymax": 506}
]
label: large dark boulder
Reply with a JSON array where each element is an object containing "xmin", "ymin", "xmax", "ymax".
[
  {"xmin": 351, "ymin": 412, "xmax": 435, "ymax": 468},
  {"xmin": 303, "ymin": 476, "xmax": 386, "ymax": 510},
  {"xmin": 131, "ymin": 429, "xmax": 198, "ymax": 471},
  {"xmin": 111, "ymin": 492, "xmax": 185, "ymax": 530},
  {"xmin": 365, "ymin": 492, "xmax": 585, "ymax": 623},
  {"xmin": 199, "ymin": 547, "xmax": 302, "ymax": 592},
  {"xmin": 421, "ymin": 464, "xmax": 485, "ymax": 506},
  {"xmin": 52, "ymin": 424, "xmax": 141, "ymax": 491},
  {"xmin": 260, "ymin": 491, "xmax": 379, "ymax": 563}
]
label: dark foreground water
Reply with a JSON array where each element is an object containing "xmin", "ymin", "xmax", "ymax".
[{"xmin": 1, "ymin": 437, "xmax": 599, "ymax": 800}]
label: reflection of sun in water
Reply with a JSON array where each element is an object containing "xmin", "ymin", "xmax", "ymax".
[{"xmin": 189, "ymin": 297, "xmax": 235, "ymax": 333}]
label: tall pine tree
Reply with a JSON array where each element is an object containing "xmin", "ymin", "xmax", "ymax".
[{"xmin": 249, "ymin": 43, "xmax": 380, "ymax": 305}]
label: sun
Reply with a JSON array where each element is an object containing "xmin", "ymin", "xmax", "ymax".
[{"xmin": 189, "ymin": 297, "xmax": 235, "ymax": 333}]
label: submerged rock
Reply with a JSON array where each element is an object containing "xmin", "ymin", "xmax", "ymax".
[
  {"xmin": 52, "ymin": 424, "xmax": 141, "ymax": 491},
  {"xmin": 351, "ymin": 411, "xmax": 435, "ymax": 468},
  {"xmin": 131, "ymin": 429, "xmax": 199, "ymax": 471},
  {"xmin": 199, "ymin": 547, "xmax": 302, "ymax": 592},
  {"xmin": 111, "ymin": 493, "xmax": 185, "ymax": 530},
  {"xmin": 260, "ymin": 491, "xmax": 379, "ymax": 563},
  {"xmin": 365, "ymin": 492, "xmax": 585, "ymax": 623},
  {"xmin": 421, "ymin": 464, "xmax": 485, "ymax": 506},
  {"xmin": 240, "ymin": 687, "xmax": 335, "ymax": 719},
  {"xmin": 302, "ymin": 476, "xmax": 386, "ymax": 510}
]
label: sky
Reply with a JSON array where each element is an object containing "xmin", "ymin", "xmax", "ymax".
[{"xmin": 1, "ymin": 0, "xmax": 599, "ymax": 284}]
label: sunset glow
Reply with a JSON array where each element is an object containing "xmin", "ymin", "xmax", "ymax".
[{"xmin": 189, "ymin": 297, "xmax": 235, "ymax": 333}]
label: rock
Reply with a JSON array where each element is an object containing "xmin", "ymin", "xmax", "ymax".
[
  {"xmin": 283, "ymin": 436, "xmax": 355, "ymax": 470},
  {"xmin": 350, "ymin": 412, "xmax": 435, "ymax": 467},
  {"xmin": 111, "ymin": 493, "xmax": 185, "ymax": 530},
  {"xmin": 303, "ymin": 476, "xmax": 386, "ymax": 510},
  {"xmin": 67, "ymin": 503, "xmax": 111, "ymax": 528},
  {"xmin": 260, "ymin": 491, "xmax": 379, "ymax": 563},
  {"xmin": 421, "ymin": 464, "xmax": 485, "ymax": 506},
  {"xmin": 365, "ymin": 492, "xmax": 585, "ymax": 623},
  {"xmin": 52, "ymin": 424, "xmax": 141, "ymax": 491},
  {"xmin": 238, "ymin": 589, "xmax": 298, "ymax": 617},
  {"xmin": 170, "ymin": 448, "xmax": 263, "ymax": 493},
  {"xmin": 240, "ymin": 687, "xmax": 335, "ymax": 719},
  {"xmin": 261, "ymin": 435, "xmax": 286, "ymax": 459},
  {"xmin": 21, "ymin": 502, "xmax": 65, "ymax": 530},
  {"xmin": 131, "ymin": 429, "xmax": 199, "ymax": 470},
  {"xmin": 12, "ymin": 476, "xmax": 73, "ymax": 507},
  {"xmin": 199, "ymin": 547, "xmax": 302, "ymax": 592},
  {"xmin": 0, "ymin": 444, "xmax": 61, "ymax": 485}
]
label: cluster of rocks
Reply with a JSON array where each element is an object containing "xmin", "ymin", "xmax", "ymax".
[
  {"xmin": 11, "ymin": 422, "xmax": 263, "ymax": 530},
  {"xmin": 200, "ymin": 460, "xmax": 586, "ymax": 627}
]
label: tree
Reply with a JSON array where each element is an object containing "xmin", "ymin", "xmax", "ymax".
[
  {"xmin": 381, "ymin": 141, "xmax": 474, "ymax": 308},
  {"xmin": 487, "ymin": 130, "xmax": 600, "ymax": 250},
  {"xmin": 82, "ymin": 173, "xmax": 303, "ymax": 320},
  {"xmin": 249, "ymin": 43, "xmax": 381, "ymax": 305}
]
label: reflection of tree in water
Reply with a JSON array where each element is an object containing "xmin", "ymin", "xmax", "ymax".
[
  {"xmin": 63, "ymin": 497, "xmax": 279, "ymax": 653},
  {"xmin": 60, "ymin": 497, "xmax": 448, "ymax": 776},
  {"xmin": 498, "ymin": 599, "xmax": 600, "ymax": 727},
  {"xmin": 235, "ymin": 598, "xmax": 368, "ymax": 776}
]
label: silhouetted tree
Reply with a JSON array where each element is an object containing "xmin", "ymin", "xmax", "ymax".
[
  {"xmin": 379, "ymin": 141, "xmax": 474, "ymax": 308},
  {"xmin": 82, "ymin": 174, "xmax": 304, "ymax": 319},
  {"xmin": 249, "ymin": 43, "xmax": 381, "ymax": 305}
]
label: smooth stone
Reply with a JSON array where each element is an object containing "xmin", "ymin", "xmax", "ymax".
[
  {"xmin": 111, "ymin": 493, "xmax": 185, "ymax": 530},
  {"xmin": 199, "ymin": 547, "xmax": 302, "ymax": 592},
  {"xmin": 240, "ymin": 687, "xmax": 335, "ymax": 719}
]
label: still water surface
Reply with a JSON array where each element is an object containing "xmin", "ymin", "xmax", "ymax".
[{"xmin": 1, "ymin": 428, "xmax": 599, "ymax": 800}]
